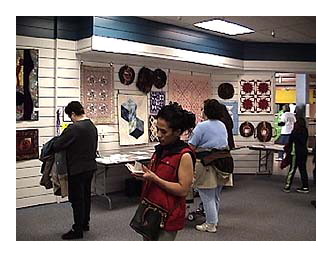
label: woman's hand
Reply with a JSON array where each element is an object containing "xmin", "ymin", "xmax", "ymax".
[
  {"xmin": 131, "ymin": 165, "xmax": 157, "ymax": 182},
  {"xmin": 141, "ymin": 164, "xmax": 157, "ymax": 182}
]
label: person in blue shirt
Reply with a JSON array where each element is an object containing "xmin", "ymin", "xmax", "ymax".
[{"xmin": 189, "ymin": 99, "xmax": 233, "ymax": 233}]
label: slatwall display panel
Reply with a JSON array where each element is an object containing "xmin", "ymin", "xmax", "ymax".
[
  {"xmin": 16, "ymin": 36, "xmax": 80, "ymax": 208},
  {"xmin": 212, "ymin": 72, "xmax": 275, "ymax": 174}
]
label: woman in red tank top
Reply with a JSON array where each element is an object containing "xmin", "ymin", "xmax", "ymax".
[{"xmin": 132, "ymin": 102, "xmax": 196, "ymax": 241}]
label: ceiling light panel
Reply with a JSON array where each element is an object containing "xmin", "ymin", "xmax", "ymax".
[{"xmin": 194, "ymin": 19, "xmax": 255, "ymax": 36}]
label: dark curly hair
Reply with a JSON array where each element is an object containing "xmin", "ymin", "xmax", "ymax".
[
  {"xmin": 156, "ymin": 102, "xmax": 196, "ymax": 133},
  {"xmin": 203, "ymin": 99, "xmax": 223, "ymax": 120}
]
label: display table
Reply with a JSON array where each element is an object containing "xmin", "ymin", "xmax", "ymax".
[
  {"xmin": 248, "ymin": 144, "xmax": 284, "ymax": 175},
  {"xmin": 94, "ymin": 144, "xmax": 156, "ymax": 209}
]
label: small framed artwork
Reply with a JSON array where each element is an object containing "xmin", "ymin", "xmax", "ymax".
[{"xmin": 16, "ymin": 129, "xmax": 39, "ymax": 161}]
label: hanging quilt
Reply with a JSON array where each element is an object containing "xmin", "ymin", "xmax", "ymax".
[
  {"xmin": 80, "ymin": 65, "xmax": 115, "ymax": 124},
  {"xmin": 221, "ymin": 101, "xmax": 239, "ymax": 135},
  {"xmin": 118, "ymin": 94, "xmax": 149, "ymax": 145},
  {"xmin": 169, "ymin": 73, "xmax": 211, "ymax": 122},
  {"xmin": 16, "ymin": 129, "xmax": 39, "ymax": 161},
  {"xmin": 239, "ymin": 79, "xmax": 272, "ymax": 114},
  {"xmin": 16, "ymin": 49, "xmax": 39, "ymax": 121},
  {"xmin": 148, "ymin": 115, "xmax": 159, "ymax": 142},
  {"xmin": 150, "ymin": 91, "xmax": 165, "ymax": 115}
]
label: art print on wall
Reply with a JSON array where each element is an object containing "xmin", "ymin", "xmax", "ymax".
[
  {"xmin": 221, "ymin": 101, "xmax": 239, "ymax": 135},
  {"xmin": 239, "ymin": 79, "xmax": 272, "ymax": 114},
  {"xmin": 80, "ymin": 65, "xmax": 115, "ymax": 124},
  {"xmin": 16, "ymin": 49, "xmax": 39, "ymax": 121},
  {"xmin": 168, "ymin": 73, "xmax": 211, "ymax": 122},
  {"xmin": 16, "ymin": 129, "xmax": 39, "ymax": 161},
  {"xmin": 118, "ymin": 94, "xmax": 149, "ymax": 145},
  {"xmin": 150, "ymin": 91, "xmax": 165, "ymax": 115},
  {"xmin": 149, "ymin": 115, "xmax": 159, "ymax": 142}
]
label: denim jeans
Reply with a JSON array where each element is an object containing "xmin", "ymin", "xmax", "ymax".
[
  {"xmin": 278, "ymin": 134, "xmax": 290, "ymax": 158},
  {"xmin": 198, "ymin": 186, "xmax": 223, "ymax": 225}
]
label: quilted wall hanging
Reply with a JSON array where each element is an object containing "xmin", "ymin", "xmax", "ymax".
[
  {"xmin": 80, "ymin": 65, "xmax": 115, "ymax": 124},
  {"xmin": 168, "ymin": 73, "xmax": 211, "ymax": 122},
  {"xmin": 239, "ymin": 80, "xmax": 272, "ymax": 114},
  {"xmin": 16, "ymin": 129, "xmax": 39, "ymax": 161},
  {"xmin": 149, "ymin": 115, "xmax": 159, "ymax": 142},
  {"xmin": 221, "ymin": 101, "xmax": 239, "ymax": 135},
  {"xmin": 16, "ymin": 49, "xmax": 39, "ymax": 121},
  {"xmin": 118, "ymin": 94, "xmax": 149, "ymax": 145},
  {"xmin": 150, "ymin": 91, "xmax": 166, "ymax": 115}
]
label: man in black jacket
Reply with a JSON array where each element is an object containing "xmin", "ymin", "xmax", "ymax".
[{"xmin": 53, "ymin": 101, "xmax": 98, "ymax": 240}]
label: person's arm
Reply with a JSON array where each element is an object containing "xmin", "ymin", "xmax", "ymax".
[
  {"xmin": 52, "ymin": 125, "xmax": 76, "ymax": 152},
  {"xmin": 188, "ymin": 124, "xmax": 201, "ymax": 149},
  {"xmin": 138, "ymin": 153, "xmax": 194, "ymax": 197},
  {"xmin": 278, "ymin": 113, "xmax": 286, "ymax": 126}
]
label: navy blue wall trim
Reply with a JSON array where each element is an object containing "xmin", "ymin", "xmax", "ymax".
[
  {"xmin": 16, "ymin": 16, "xmax": 93, "ymax": 41},
  {"xmin": 244, "ymin": 42, "xmax": 315, "ymax": 62},
  {"xmin": 93, "ymin": 16, "xmax": 244, "ymax": 59},
  {"xmin": 16, "ymin": 16, "xmax": 315, "ymax": 62},
  {"xmin": 93, "ymin": 16, "xmax": 315, "ymax": 62}
]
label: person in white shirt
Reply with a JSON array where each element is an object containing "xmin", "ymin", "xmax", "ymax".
[{"xmin": 277, "ymin": 104, "xmax": 296, "ymax": 160}]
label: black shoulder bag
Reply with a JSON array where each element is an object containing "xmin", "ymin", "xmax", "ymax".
[{"xmin": 129, "ymin": 197, "xmax": 168, "ymax": 241}]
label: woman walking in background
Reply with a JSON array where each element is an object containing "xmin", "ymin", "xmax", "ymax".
[{"xmin": 282, "ymin": 117, "xmax": 309, "ymax": 193}]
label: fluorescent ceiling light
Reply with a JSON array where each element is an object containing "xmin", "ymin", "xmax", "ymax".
[{"xmin": 194, "ymin": 19, "xmax": 254, "ymax": 36}]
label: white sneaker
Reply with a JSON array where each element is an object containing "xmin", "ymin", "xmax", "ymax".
[{"xmin": 195, "ymin": 223, "xmax": 217, "ymax": 233}]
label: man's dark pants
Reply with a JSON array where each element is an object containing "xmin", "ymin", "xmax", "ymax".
[{"xmin": 68, "ymin": 171, "xmax": 94, "ymax": 233}]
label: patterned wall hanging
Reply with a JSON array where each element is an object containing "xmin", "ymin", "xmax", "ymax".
[
  {"xmin": 149, "ymin": 115, "xmax": 159, "ymax": 142},
  {"xmin": 221, "ymin": 101, "xmax": 239, "ymax": 135},
  {"xmin": 16, "ymin": 129, "xmax": 39, "ymax": 161},
  {"xmin": 256, "ymin": 121, "xmax": 273, "ymax": 142},
  {"xmin": 118, "ymin": 94, "xmax": 149, "ymax": 145},
  {"xmin": 239, "ymin": 121, "xmax": 254, "ymax": 137},
  {"xmin": 16, "ymin": 49, "xmax": 39, "ymax": 121},
  {"xmin": 80, "ymin": 65, "xmax": 115, "ymax": 124},
  {"xmin": 169, "ymin": 73, "xmax": 211, "ymax": 122},
  {"xmin": 150, "ymin": 91, "xmax": 165, "ymax": 115},
  {"xmin": 239, "ymin": 79, "xmax": 272, "ymax": 114}
]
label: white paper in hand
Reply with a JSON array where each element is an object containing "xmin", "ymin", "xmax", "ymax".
[{"xmin": 125, "ymin": 161, "xmax": 144, "ymax": 174}]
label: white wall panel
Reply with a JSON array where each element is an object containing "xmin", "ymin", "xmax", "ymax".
[
  {"xmin": 16, "ymin": 35, "xmax": 82, "ymax": 208},
  {"xmin": 57, "ymin": 78, "xmax": 80, "ymax": 88},
  {"xmin": 57, "ymin": 68, "xmax": 79, "ymax": 79}
]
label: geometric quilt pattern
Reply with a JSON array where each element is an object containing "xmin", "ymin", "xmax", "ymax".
[
  {"xmin": 150, "ymin": 91, "xmax": 165, "ymax": 115},
  {"xmin": 169, "ymin": 73, "xmax": 211, "ymax": 122},
  {"xmin": 221, "ymin": 101, "xmax": 239, "ymax": 135},
  {"xmin": 80, "ymin": 65, "xmax": 115, "ymax": 124},
  {"xmin": 148, "ymin": 115, "xmax": 159, "ymax": 142},
  {"xmin": 239, "ymin": 79, "xmax": 272, "ymax": 114},
  {"xmin": 118, "ymin": 94, "xmax": 149, "ymax": 146}
]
